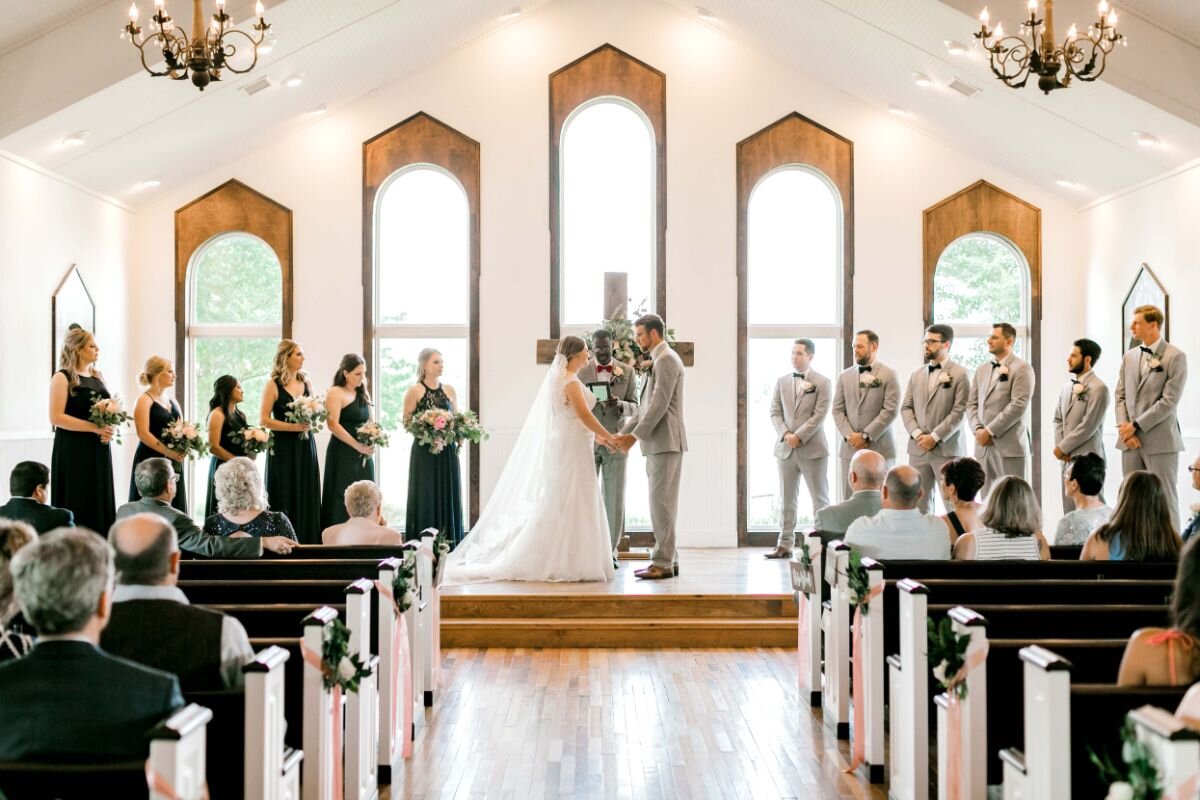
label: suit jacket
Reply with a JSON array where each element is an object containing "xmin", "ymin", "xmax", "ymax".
[
  {"xmin": 1114, "ymin": 339, "xmax": 1187, "ymax": 455},
  {"xmin": 0, "ymin": 639, "xmax": 183, "ymax": 761},
  {"xmin": 815, "ymin": 489, "xmax": 883, "ymax": 539},
  {"xmin": 900, "ymin": 360, "xmax": 970, "ymax": 458},
  {"xmin": 116, "ymin": 497, "xmax": 262, "ymax": 558},
  {"xmin": 578, "ymin": 358, "xmax": 638, "ymax": 442},
  {"xmin": 967, "ymin": 353, "xmax": 1035, "ymax": 457},
  {"xmin": 1053, "ymin": 370, "xmax": 1110, "ymax": 458},
  {"xmin": 623, "ymin": 343, "xmax": 687, "ymax": 455},
  {"xmin": 0, "ymin": 497, "xmax": 74, "ymax": 534},
  {"xmin": 769, "ymin": 370, "xmax": 831, "ymax": 460},
  {"xmin": 831, "ymin": 362, "xmax": 900, "ymax": 459}
]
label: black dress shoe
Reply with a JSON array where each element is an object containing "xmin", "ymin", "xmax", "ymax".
[{"xmin": 673, "ymin": 564, "xmax": 679, "ymax": 577}]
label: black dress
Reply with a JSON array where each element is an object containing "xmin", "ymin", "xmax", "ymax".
[
  {"xmin": 51, "ymin": 371, "xmax": 116, "ymax": 533},
  {"xmin": 265, "ymin": 380, "xmax": 321, "ymax": 544},
  {"xmin": 129, "ymin": 397, "xmax": 186, "ymax": 513},
  {"xmin": 320, "ymin": 394, "xmax": 375, "ymax": 531},
  {"xmin": 405, "ymin": 383, "xmax": 463, "ymax": 546},
  {"xmin": 205, "ymin": 408, "xmax": 249, "ymax": 518},
  {"xmin": 204, "ymin": 511, "xmax": 297, "ymax": 542}
]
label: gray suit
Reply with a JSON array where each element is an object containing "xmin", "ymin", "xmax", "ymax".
[
  {"xmin": 900, "ymin": 360, "xmax": 970, "ymax": 513},
  {"xmin": 622, "ymin": 342, "xmax": 686, "ymax": 570},
  {"xmin": 1115, "ymin": 339, "xmax": 1188, "ymax": 529},
  {"xmin": 815, "ymin": 490, "xmax": 882, "ymax": 545},
  {"xmin": 1053, "ymin": 370, "xmax": 1110, "ymax": 512},
  {"xmin": 578, "ymin": 357, "xmax": 638, "ymax": 554},
  {"xmin": 967, "ymin": 353, "xmax": 1035, "ymax": 498},
  {"xmin": 116, "ymin": 497, "xmax": 263, "ymax": 558},
  {"xmin": 769, "ymin": 370, "xmax": 831, "ymax": 548},
  {"xmin": 831, "ymin": 362, "xmax": 900, "ymax": 500}
]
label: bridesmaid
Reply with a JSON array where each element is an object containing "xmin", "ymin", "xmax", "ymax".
[
  {"xmin": 48, "ymin": 328, "xmax": 116, "ymax": 533},
  {"xmin": 129, "ymin": 357, "xmax": 188, "ymax": 512},
  {"xmin": 402, "ymin": 348, "xmax": 463, "ymax": 546},
  {"xmin": 320, "ymin": 354, "xmax": 377, "ymax": 531},
  {"xmin": 261, "ymin": 339, "xmax": 321, "ymax": 544},
  {"xmin": 205, "ymin": 375, "xmax": 249, "ymax": 518}
]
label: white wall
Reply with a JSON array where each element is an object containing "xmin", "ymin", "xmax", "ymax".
[
  {"xmin": 128, "ymin": 0, "xmax": 1086, "ymax": 543},
  {"xmin": 0, "ymin": 150, "xmax": 135, "ymax": 502}
]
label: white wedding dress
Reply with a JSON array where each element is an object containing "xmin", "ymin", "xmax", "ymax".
[{"xmin": 441, "ymin": 355, "xmax": 616, "ymax": 584}]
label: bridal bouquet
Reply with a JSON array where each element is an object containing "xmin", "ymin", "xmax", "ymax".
[
  {"xmin": 232, "ymin": 425, "xmax": 273, "ymax": 457},
  {"xmin": 88, "ymin": 394, "xmax": 131, "ymax": 445},
  {"xmin": 355, "ymin": 421, "xmax": 389, "ymax": 467},
  {"xmin": 161, "ymin": 419, "xmax": 210, "ymax": 461},
  {"xmin": 453, "ymin": 410, "xmax": 489, "ymax": 446},
  {"xmin": 285, "ymin": 395, "xmax": 328, "ymax": 440},
  {"xmin": 406, "ymin": 408, "xmax": 456, "ymax": 455}
]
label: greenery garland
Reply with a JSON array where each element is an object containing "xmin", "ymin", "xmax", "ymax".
[
  {"xmin": 320, "ymin": 617, "xmax": 372, "ymax": 694},
  {"xmin": 390, "ymin": 551, "xmax": 418, "ymax": 616},
  {"xmin": 1090, "ymin": 719, "xmax": 1162, "ymax": 800},
  {"xmin": 846, "ymin": 549, "xmax": 872, "ymax": 616},
  {"xmin": 432, "ymin": 531, "xmax": 451, "ymax": 584},
  {"xmin": 585, "ymin": 301, "xmax": 678, "ymax": 369},
  {"xmin": 927, "ymin": 615, "xmax": 972, "ymax": 700}
]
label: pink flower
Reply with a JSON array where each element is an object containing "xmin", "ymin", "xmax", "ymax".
[{"xmin": 433, "ymin": 416, "xmax": 447, "ymax": 430}]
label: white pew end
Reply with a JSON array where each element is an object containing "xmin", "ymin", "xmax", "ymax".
[
  {"xmin": 417, "ymin": 532, "xmax": 440, "ymax": 707},
  {"xmin": 376, "ymin": 556, "xmax": 416, "ymax": 784},
  {"xmin": 302, "ymin": 607, "xmax": 340, "ymax": 800},
  {"xmin": 888, "ymin": 578, "xmax": 930, "ymax": 800},
  {"xmin": 822, "ymin": 540, "xmax": 851, "ymax": 740},
  {"xmin": 790, "ymin": 532, "xmax": 824, "ymax": 708},
  {"xmin": 999, "ymin": 644, "xmax": 1072, "ymax": 800},
  {"xmin": 1128, "ymin": 705, "xmax": 1200, "ymax": 798},
  {"xmin": 147, "ymin": 703, "xmax": 212, "ymax": 800},
  {"xmin": 935, "ymin": 606, "xmax": 989, "ymax": 800},
  {"xmin": 244, "ymin": 644, "xmax": 303, "ymax": 800},
  {"xmin": 859, "ymin": 557, "xmax": 886, "ymax": 783},
  {"xmin": 344, "ymin": 579, "xmax": 380, "ymax": 800}
]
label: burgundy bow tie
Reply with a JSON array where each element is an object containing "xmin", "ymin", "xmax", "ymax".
[{"xmin": 596, "ymin": 364, "xmax": 613, "ymax": 374}]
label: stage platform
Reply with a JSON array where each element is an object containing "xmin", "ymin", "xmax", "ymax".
[{"xmin": 441, "ymin": 548, "xmax": 799, "ymax": 648}]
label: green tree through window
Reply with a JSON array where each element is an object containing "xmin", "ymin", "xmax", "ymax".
[{"xmin": 933, "ymin": 234, "xmax": 1027, "ymax": 371}]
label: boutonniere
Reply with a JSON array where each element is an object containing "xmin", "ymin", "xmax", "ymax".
[
  {"xmin": 858, "ymin": 373, "xmax": 883, "ymax": 389},
  {"xmin": 997, "ymin": 365, "xmax": 1010, "ymax": 382},
  {"xmin": 937, "ymin": 372, "xmax": 953, "ymax": 387},
  {"xmin": 1071, "ymin": 382, "xmax": 1087, "ymax": 398},
  {"xmin": 1148, "ymin": 357, "xmax": 1163, "ymax": 372},
  {"xmin": 1189, "ymin": 502, "xmax": 1200, "ymax": 518},
  {"xmin": 611, "ymin": 364, "xmax": 624, "ymax": 378},
  {"xmin": 797, "ymin": 380, "xmax": 814, "ymax": 394}
]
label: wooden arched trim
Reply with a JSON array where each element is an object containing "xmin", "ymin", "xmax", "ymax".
[
  {"xmin": 736, "ymin": 112, "xmax": 854, "ymax": 546},
  {"xmin": 549, "ymin": 43, "xmax": 666, "ymax": 337},
  {"xmin": 923, "ymin": 179, "xmax": 1043, "ymax": 496},
  {"xmin": 362, "ymin": 111, "xmax": 481, "ymax": 524},
  {"xmin": 174, "ymin": 178, "xmax": 293, "ymax": 407}
]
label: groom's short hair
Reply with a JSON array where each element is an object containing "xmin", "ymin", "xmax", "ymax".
[{"xmin": 635, "ymin": 313, "xmax": 665, "ymax": 338}]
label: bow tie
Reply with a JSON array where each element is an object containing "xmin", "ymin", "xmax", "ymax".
[
  {"xmin": 793, "ymin": 372, "xmax": 806, "ymax": 379},
  {"xmin": 1071, "ymin": 378, "xmax": 1080, "ymax": 384},
  {"xmin": 858, "ymin": 365, "xmax": 872, "ymax": 374},
  {"xmin": 928, "ymin": 363, "xmax": 941, "ymax": 372},
  {"xmin": 596, "ymin": 364, "xmax": 613, "ymax": 374},
  {"xmin": 1140, "ymin": 346, "xmax": 1154, "ymax": 355},
  {"xmin": 991, "ymin": 361, "xmax": 1002, "ymax": 369}
]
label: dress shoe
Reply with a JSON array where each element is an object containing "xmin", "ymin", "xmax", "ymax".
[
  {"xmin": 764, "ymin": 546, "xmax": 792, "ymax": 560},
  {"xmin": 635, "ymin": 564, "xmax": 674, "ymax": 580},
  {"xmin": 612, "ymin": 558, "xmax": 620, "ymax": 570},
  {"xmin": 673, "ymin": 564, "xmax": 679, "ymax": 576}
]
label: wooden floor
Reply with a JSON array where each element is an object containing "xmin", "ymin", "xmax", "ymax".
[{"xmin": 384, "ymin": 647, "xmax": 885, "ymax": 800}]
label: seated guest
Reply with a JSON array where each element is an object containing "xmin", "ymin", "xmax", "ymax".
[
  {"xmin": 815, "ymin": 450, "xmax": 886, "ymax": 544},
  {"xmin": 1183, "ymin": 453, "xmax": 1200, "ymax": 544},
  {"xmin": 205, "ymin": 457, "xmax": 299, "ymax": 542},
  {"xmin": 844, "ymin": 466, "xmax": 950, "ymax": 560},
  {"xmin": 938, "ymin": 458, "xmax": 986, "ymax": 546},
  {"xmin": 321, "ymin": 480, "xmax": 404, "ymax": 546},
  {"xmin": 1055, "ymin": 453, "xmax": 1112, "ymax": 546},
  {"xmin": 1118, "ymin": 538, "xmax": 1199, "ymax": 686},
  {"xmin": 0, "ymin": 519, "xmax": 36, "ymax": 662},
  {"xmin": 0, "ymin": 461, "xmax": 74, "ymax": 533},
  {"xmin": 118, "ymin": 458, "xmax": 295, "ymax": 557},
  {"xmin": 0, "ymin": 528, "xmax": 183, "ymax": 761},
  {"xmin": 953, "ymin": 477, "xmax": 1049, "ymax": 561},
  {"xmin": 102, "ymin": 514, "xmax": 255, "ymax": 690},
  {"xmin": 1081, "ymin": 470, "xmax": 1182, "ymax": 562}
]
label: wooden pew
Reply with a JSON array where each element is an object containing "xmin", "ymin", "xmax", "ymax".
[
  {"xmin": 376, "ymin": 557, "xmax": 421, "ymax": 784},
  {"xmin": 821, "ymin": 542, "xmax": 851, "ymax": 740},
  {"xmin": 343, "ymin": 580, "xmax": 380, "ymax": 800},
  {"xmin": 179, "ymin": 559, "xmax": 382, "ymax": 581},
  {"xmin": 302, "ymin": 607, "xmax": 341, "ymax": 800},
  {"xmin": 790, "ymin": 532, "xmax": 824, "ymax": 708},
  {"xmin": 887, "ymin": 579, "xmax": 929, "ymax": 800},
  {"xmin": 180, "ymin": 579, "xmax": 351, "ymax": 605},
  {"xmin": 934, "ymin": 607, "xmax": 989, "ymax": 800},
  {"xmin": 926, "ymin": 603, "xmax": 1169, "ymax": 639},
  {"xmin": 210, "ymin": 603, "xmax": 348, "ymax": 638},
  {"xmin": 1128, "ymin": 705, "xmax": 1200, "ymax": 798}
]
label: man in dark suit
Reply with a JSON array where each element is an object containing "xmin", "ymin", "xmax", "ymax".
[
  {"xmin": 0, "ymin": 528, "xmax": 183, "ymax": 761},
  {"xmin": 0, "ymin": 461, "xmax": 73, "ymax": 534}
]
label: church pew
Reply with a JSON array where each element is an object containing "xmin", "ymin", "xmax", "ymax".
[
  {"xmin": 1048, "ymin": 544, "xmax": 1084, "ymax": 560},
  {"xmin": 180, "ymin": 579, "xmax": 352, "ymax": 605},
  {"xmin": 343, "ymin": 579, "xmax": 381, "ymax": 800},
  {"xmin": 210, "ymin": 603, "xmax": 349, "ymax": 638},
  {"xmin": 926, "ymin": 603, "xmax": 1169, "ymax": 639},
  {"xmin": 179, "ymin": 559, "xmax": 382, "ymax": 581},
  {"xmin": 302, "ymin": 607, "xmax": 340, "ymax": 800},
  {"xmin": 933, "ymin": 607, "xmax": 989, "ymax": 800},
  {"xmin": 873, "ymin": 559, "xmax": 1178, "ymax": 581}
]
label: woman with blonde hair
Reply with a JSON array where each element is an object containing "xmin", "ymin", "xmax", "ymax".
[
  {"xmin": 128, "ymin": 356, "xmax": 187, "ymax": 511},
  {"xmin": 260, "ymin": 339, "xmax": 321, "ymax": 543},
  {"xmin": 203, "ymin": 457, "xmax": 298, "ymax": 543},
  {"xmin": 953, "ymin": 476, "xmax": 1049, "ymax": 560},
  {"xmin": 48, "ymin": 327, "xmax": 117, "ymax": 532},
  {"xmin": 401, "ymin": 348, "xmax": 463, "ymax": 545}
]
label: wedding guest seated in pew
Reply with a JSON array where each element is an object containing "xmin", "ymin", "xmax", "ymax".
[
  {"xmin": 0, "ymin": 461, "xmax": 74, "ymax": 533},
  {"xmin": 0, "ymin": 519, "xmax": 36, "ymax": 662},
  {"xmin": 1055, "ymin": 452, "xmax": 1112, "ymax": 546},
  {"xmin": 119, "ymin": 458, "xmax": 295, "ymax": 557},
  {"xmin": 937, "ymin": 457, "xmax": 985, "ymax": 546},
  {"xmin": 101, "ymin": 514, "xmax": 255, "ymax": 690},
  {"xmin": 815, "ymin": 450, "xmax": 885, "ymax": 543},
  {"xmin": 203, "ymin": 457, "xmax": 299, "ymax": 546},
  {"xmin": 321, "ymin": 480, "xmax": 404, "ymax": 546},
  {"xmin": 844, "ymin": 465, "xmax": 949, "ymax": 559},
  {"xmin": 1182, "ymin": 453, "xmax": 1200, "ymax": 544},
  {"xmin": 953, "ymin": 477, "xmax": 1049, "ymax": 560},
  {"xmin": 1081, "ymin": 470, "xmax": 1182, "ymax": 562},
  {"xmin": 1117, "ymin": 538, "xmax": 1200, "ymax": 687},
  {"xmin": 0, "ymin": 528, "xmax": 184, "ymax": 761}
]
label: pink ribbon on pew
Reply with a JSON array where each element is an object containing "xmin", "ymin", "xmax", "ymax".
[
  {"xmin": 797, "ymin": 591, "xmax": 811, "ymax": 692},
  {"xmin": 844, "ymin": 582, "xmax": 884, "ymax": 774},
  {"xmin": 300, "ymin": 640, "xmax": 345, "ymax": 800},
  {"xmin": 417, "ymin": 542, "xmax": 442, "ymax": 691},
  {"xmin": 144, "ymin": 764, "xmax": 181, "ymax": 800},
  {"xmin": 1166, "ymin": 771, "xmax": 1199, "ymax": 800},
  {"xmin": 945, "ymin": 644, "xmax": 988, "ymax": 800},
  {"xmin": 374, "ymin": 580, "xmax": 415, "ymax": 759}
]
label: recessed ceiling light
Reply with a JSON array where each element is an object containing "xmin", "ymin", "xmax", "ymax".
[
  {"xmin": 944, "ymin": 39, "xmax": 967, "ymax": 56},
  {"xmin": 58, "ymin": 130, "xmax": 90, "ymax": 148},
  {"xmin": 305, "ymin": 104, "xmax": 327, "ymax": 117},
  {"xmin": 1132, "ymin": 130, "xmax": 1161, "ymax": 147},
  {"xmin": 697, "ymin": 7, "xmax": 716, "ymax": 20},
  {"xmin": 283, "ymin": 73, "xmax": 304, "ymax": 88},
  {"xmin": 913, "ymin": 72, "xmax": 932, "ymax": 87},
  {"xmin": 500, "ymin": 6, "xmax": 521, "ymax": 20},
  {"xmin": 1055, "ymin": 178, "xmax": 1082, "ymax": 189},
  {"xmin": 133, "ymin": 179, "xmax": 161, "ymax": 191},
  {"xmin": 888, "ymin": 104, "xmax": 910, "ymax": 116}
]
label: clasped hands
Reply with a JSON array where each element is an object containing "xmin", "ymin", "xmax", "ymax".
[
  {"xmin": 599, "ymin": 433, "xmax": 637, "ymax": 454},
  {"xmin": 1117, "ymin": 421, "xmax": 1142, "ymax": 449}
]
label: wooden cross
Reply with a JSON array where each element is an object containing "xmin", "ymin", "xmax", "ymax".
[{"xmin": 535, "ymin": 272, "xmax": 695, "ymax": 366}]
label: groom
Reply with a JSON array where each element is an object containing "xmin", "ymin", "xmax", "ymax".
[{"xmin": 614, "ymin": 313, "xmax": 686, "ymax": 580}]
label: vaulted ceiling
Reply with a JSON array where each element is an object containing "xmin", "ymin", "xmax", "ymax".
[{"xmin": 3, "ymin": 0, "xmax": 1200, "ymax": 208}]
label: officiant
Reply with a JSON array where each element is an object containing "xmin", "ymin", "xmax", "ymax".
[{"xmin": 579, "ymin": 329, "xmax": 639, "ymax": 565}]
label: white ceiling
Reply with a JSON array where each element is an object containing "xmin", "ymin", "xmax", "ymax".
[{"xmin": 3, "ymin": 0, "xmax": 1200, "ymax": 208}]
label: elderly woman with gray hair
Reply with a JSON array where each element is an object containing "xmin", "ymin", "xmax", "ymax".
[
  {"xmin": 952, "ymin": 476, "xmax": 1049, "ymax": 560},
  {"xmin": 321, "ymin": 480, "xmax": 404, "ymax": 546},
  {"xmin": 203, "ymin": 457, "xmax": 298, "ymax": 542},
  {"xmin": 0, "ymin": 519, "xmax": 37, "ymax": 662}
]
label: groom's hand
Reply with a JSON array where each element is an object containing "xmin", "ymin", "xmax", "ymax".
[{"xmin": 614, "ymin": 433, "xmax": 636, "ymax": 452}]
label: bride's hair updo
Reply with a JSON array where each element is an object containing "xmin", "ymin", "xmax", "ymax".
[{"xmin": 557, "ymin": 335, "xmax": 587, "ymax": 362}]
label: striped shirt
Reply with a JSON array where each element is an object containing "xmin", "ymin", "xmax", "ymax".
[{"xmin": 973, "ymin": 528, "xmax": 1041, "ymax": 560}]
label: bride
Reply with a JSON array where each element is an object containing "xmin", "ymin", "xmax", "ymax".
[{"xmin": 441, "ymin": 335, "xmax": 618, "ymax": 584}]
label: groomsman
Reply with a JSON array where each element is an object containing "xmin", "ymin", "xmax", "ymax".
[
  {"xmin": 1115, "ymin": 305, "xmax": 1187, "ymax": 529},
  {"xmin": 1052, "ymin": 338, "xmax": 1110, "ymax": 513},
  {"xmin": 967, "ymin": 322, "xmax": 1035, "ymax": 498},
  {"xmin": 900, "ymin": 324, "xmax": 969, "ymax": 514},
  {"xmin": 765, "ymin": 339, "xmax": 831, "ymax": 559},
  {"xmin": 832, "ymin": 330, "xmax": 900, "ymax": 500},
  {"xmin": 578, "ymin": 330, "xmax": 639, "ymax": 565}
]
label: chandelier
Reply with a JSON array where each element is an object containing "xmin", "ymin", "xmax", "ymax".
[
  {"xmin": 974, "ymin": 1, "xmax": 1125, "ymax": 94},
  {"xmin": 124, "ymin": 0, "xmax": 271, "ymax": 91}
]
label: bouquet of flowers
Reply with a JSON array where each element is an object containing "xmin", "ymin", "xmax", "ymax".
[
  {"xmin": 232, "ymin": 425, "xmax": 273, "ymax": 457},
  {"xmin": 355, "ymin": 421, "xmax": 390, "ymax": 467},
  {"xmin": 285, "ymin": 395, "xmax": 328, "ymax": 440},
  {"xmin": 161, "ymin": 419, "xmax": 210, "ymax": 461},
  {"xmin": 453, "ymin": 410, "xmax": 489, "ymax": 446},
  {"xmin": 88, "ymin": 393, "xmax": 131, "ymax": 445},
  {"xmin": 406, "ymin": 408, "xmax": 456, "ymax": 455}
]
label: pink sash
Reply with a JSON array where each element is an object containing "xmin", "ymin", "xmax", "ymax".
[
  {"xmin": 844, "ymin": 582, "xmax": 884, "ymax": 772},
  {"xmin": 300, "ymin": 641, "xmax": 345, "ymax": 800},
  {"xmin": 945, "ymin": 644, "xmax": 988, "ymax": 800},
  {"xmin": 374, "ymin": 580, "xmax": 415, "ymax": 758}
]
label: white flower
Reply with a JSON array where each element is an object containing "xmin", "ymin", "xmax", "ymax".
[
  {"xmin": 1189, "ymin": 502, "xmax": 1200, "ymax": 515},
  {"xmin": 1121, "ymin": 741, "xmax": 1136, "ymax": 764},
  {"xmin": 182, "ymin": 424, "xmax": 197, "ymax": 439},
  {"xmin": 337, "ymin": 657, "xmax": 357, "ymax": 681},
  {"xmin": 797, "ymin": 380, "xmax": 812, "ymax": 394},
  {"xmin": 998, "ymin": 365, "xmax": 1010, "ymax": 376},
  {"xmin": 1105, "ymin": 781, "xmax": 1134, "ymax": 800},
  {"xmin": 932, "ymin": 660, "xmax": 949, "ymax": 685},
  {"xmin": 846, "ymin": 589, "xmax": 860, "ymax": 605},
  {"xmin": 1148, "ymin": 357, "xmax": 1163, "ymax": 371},
  {"xmin": 857, "ymin": 373, "xmax": 873, "ymax": 387},
  {"xmin": 1072, "ymin": 382, "xmax": 1086, "ymax": 396},
  {"xmin": 402, "ymin": 589, "xmax": 416, "ymax": 608},
  {"xmin": 937, "ymin": 372, "xmax": 952, "ymax": 385}
]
